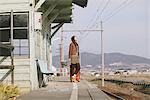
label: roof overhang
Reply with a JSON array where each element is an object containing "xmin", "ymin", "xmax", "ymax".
[
  {"xmin": 35, "ymin": 0, "xmax": 88, "ymax": 24},
  {"xmin": 72, "ymin": 0, "xmax": 88, "ymax": 8},
  {"xmin": 34, "ymin": 0, "xmax": 88, "ymax": 38}
]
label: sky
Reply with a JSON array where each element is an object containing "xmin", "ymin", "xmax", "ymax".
[{"xmin": 52, "ymin": 0, "xmax": 150, "ymax": 59}]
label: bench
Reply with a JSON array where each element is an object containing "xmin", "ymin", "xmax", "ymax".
[{"xmin": 36, "ymin": 59, "xmax": 54, "ymax": 87}]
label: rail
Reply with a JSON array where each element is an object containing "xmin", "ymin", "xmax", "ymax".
[{"xmin": 102, "ymin": 89, "xmax": 125, "ymax": 100}]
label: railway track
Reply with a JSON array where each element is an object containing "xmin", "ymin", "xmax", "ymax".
[
  {"xmin": 84, "ymin": 89, "xmax": 125, "ymax": 100},
  {"xmin": 102, "ymin": 89, "xmax": 125, "ymax": 100}
]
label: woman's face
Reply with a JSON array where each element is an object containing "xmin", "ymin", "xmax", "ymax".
[{"xmin": 74, "ymin": 36, "xmax": 77, "ymax": 42}]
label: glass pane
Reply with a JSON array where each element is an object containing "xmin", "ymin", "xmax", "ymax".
[
  {"xmin": 21, "ymin": 39, "xmax": 28, "ymax": 46},
  {"xmin": 0, "ymin": 15, "xmax": 10, "ymax": 28},
  {"xmin": 21, "ymin": 47, "xmax": 29, "ymax": 55},
  {"xmin": 14, "ymin": 47, "xmax": 19, "ymax": 55},
  {"xmin": 13, "ymin": 14, "xmax": 28, "ymax": 27},
  {"xmin": 0, "ymin": 48, "xmax": 11, "ymax": 56},
  {"xmin": 13, "ymin": 29, "xmax": 28, "ymax": 39},
  {"xmin": 0, "ymin": 30, "xmax": 10, "ymax": 42},
  {"xmin": 13, "ymin": 39, "xmax": 19, "ymax": 46}
]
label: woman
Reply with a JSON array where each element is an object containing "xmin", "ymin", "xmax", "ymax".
[{"xmin": 69, "ymin": 36, "xmax": 80, "ymax": 82}]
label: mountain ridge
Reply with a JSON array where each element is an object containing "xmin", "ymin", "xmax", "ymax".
[{"xmin": 52, "ymin": 52, "xmax": 150, "ymax": 67}]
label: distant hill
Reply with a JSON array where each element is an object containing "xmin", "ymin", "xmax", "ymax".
[{"xmin": 52, "ymin": 52, "xmax": 150, "ymax": 67}]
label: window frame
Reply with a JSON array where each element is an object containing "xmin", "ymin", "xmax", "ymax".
[{"xmin": 0, "ymin": 12, "xmax": 30, "ymax": 58}]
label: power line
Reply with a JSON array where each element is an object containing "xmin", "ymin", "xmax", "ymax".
[
  {"xmin": 89, "ymin": 0, "xmax": 111, "ymax": 29},
  {"xmin": 99, "ymin": 0, "xmax": 111, "ymax": 20},
  {"xmin": 89, "ymin": 0, "xmax": 134, "ymax": 28},
  {"xmin": 79, "ymin": 0, "xmax": 111, "ymax": 43},
  {"xmin": 80, "ymin": 0, "xmax": 105, "ymax": 40},
  {"xmin": 73, "ymin": 0, "xmax": 135, "ymax": 44},
  {"xmin": 85, "ymin": 0, "xmax": 105, "ymax": 29},
  {"xmin": 103, "ymin": 0, "xmax": 135, "ymax": 23},
  {"xmin": 104, "ymin": 0, "xmax": 130, "ymax": 18},
  {"xmin": 80, "ymin": 0, "xmax": 107, "ymax": 36},
  {"xmin": 62, "ymin": 30, "xmax": 101, "ymax": 32}
]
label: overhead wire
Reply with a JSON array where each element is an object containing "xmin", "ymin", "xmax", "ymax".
[
  {"xmin": 78, "ymin": 0, "xmax": 105, "ymax": 42},
  {"xmin": 62, "ymin": 0, "xmax": 136, "ymax": 56},
  {"xmin": 87, "ymin": 0, "xmax": 111, "ymax": 30},
  {"xmin": 103, "ymin": 0, "xmax": 130, "ymax": 20},
  {"xmin": 69, "ymin": 0, "xmax": 135, "ymax": 45},
  {"xmin": 99, "ymin": 0, "xmax": 111, "ymax": 20},
  {"xmin": 90, "ymin": 0, "xmax": 135, "ymax": 27},
  {"xmin": 103, "ymin": 0, "xmax": 135, "ymax": 23},
  {"xmin": 79, "ymin": 0, "xmax": 111, "ymax": 43},
  {"xmin": 85, "ymin": 0, "xmax": 105, "ymax": 29},
  {"xmin": 81, "ymin": 0, "xmax": 136, "ymax": 48}
]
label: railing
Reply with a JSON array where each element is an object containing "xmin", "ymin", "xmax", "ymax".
[{"xmin": 0, "ymin": 42, "xmax": 14, "ymax": 84}]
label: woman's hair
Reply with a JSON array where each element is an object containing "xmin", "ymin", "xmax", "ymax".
[
  {"xmin": 71, "ymin": 36, "xmax": 78, "ymax": 47},
  {"xmin": 71, "ymin": 36, "xmax": 75, "ymax": 42}
]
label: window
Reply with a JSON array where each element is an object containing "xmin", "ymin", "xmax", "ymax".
[
  {"xmin": 13, "ymin": 13, "xmax": 29, "ymax": 56},
  {"xmin": 0, "ymin": 15, "xmax": 10, "ymax": 28},
  {"xmin": 13, "ymin": 14, "xmax": 28, "ymax": 27},
  {"xmin": 0, "ymin": 48, "xmax": 11, "ymax": 56},
  {"xmin": 0, "ymin": 14, "xmax": 10, "ymax": 42},
  {"xmin": 0, "ymin": 30, "xmax": 10, "ymax": 42},
  {"xmin": 13, "ymin": 39, "xmax": 29, "ymax": 56},
  {"xmin": 0, "ymin": 12, "xmax": 29, "ymax": 57},
  {"xmin": 13, "ymin": 29, "xmax": 28, "ymax": 39},
  {"xmin": 0, "ymin": 13, "xmax": 11, "ymax": 56}
]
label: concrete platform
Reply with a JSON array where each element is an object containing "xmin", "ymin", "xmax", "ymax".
[{"xmin": 17, "ymin": 76, "xmax": 112, "ymax": 100}]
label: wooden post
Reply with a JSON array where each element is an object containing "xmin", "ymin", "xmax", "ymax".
[{"xmin": 10, "ymin": 10, "xmax": 14, "ymax": 84}]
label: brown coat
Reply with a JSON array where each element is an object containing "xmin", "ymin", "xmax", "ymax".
[{"xmin": 69, "ymin": 42, "xmax": 79, "ymax": 59}]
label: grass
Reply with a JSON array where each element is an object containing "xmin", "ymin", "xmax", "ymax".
[
  {"xmin": 0, "ymin": 83, "xmax": 19, "ymax": 100},
  {"xmin": 91, "ymin": 79, "xmax": 150, "ymax": 100},
  {"xmin": 135, "ymin": 86, "xmax": 150, "ymax": 95},
  {"xmin": 82, "ymin": 73, "xmax": 150, "ymax": 100}
]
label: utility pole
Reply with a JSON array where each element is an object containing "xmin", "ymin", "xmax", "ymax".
[
  {"xmin": 60, "ymin": 26, "xmax": 64, "ymax": 76},
  {"xmin": 100, "ymin": 21, "xmax": 105, "ymax": 87},
  {"xmin": 59, "ymin": 43, "xmax": 62, "ymax": 75},
  {"xmin": 61, "ymin": 26, "xmax": 64, "ymax": 64}
]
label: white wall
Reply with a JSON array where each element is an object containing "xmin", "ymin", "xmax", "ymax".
[
  {"xmin": 29, "ymin": 0, "xmax": 39, "ymax": 90},
  {"xmin": 0, "ymin": 0, "xmax": 40, "ymax": 91},
  {"xmin": 0, "ymin": 57, "xmax": 31, "ymax": 93},
  {"xmin": 0, "ymin": 0, "xmax": 30, "ymax": 12},
  {"xmin": 0, "ymin": 0, "xmax": 54, "ymax": 91}
]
